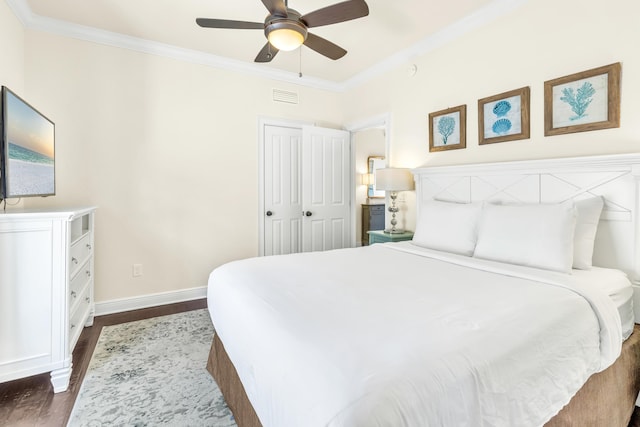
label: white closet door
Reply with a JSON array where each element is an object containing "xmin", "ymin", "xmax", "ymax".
[
  {"xmin": 301, "ymin": 126, "xmax": 351, "ymax": 253},
  {"xmin": 264, "ymin": 125, "xmax": 303, "ymax": 256}
]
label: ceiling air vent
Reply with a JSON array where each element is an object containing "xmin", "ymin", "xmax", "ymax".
[{"xmin": 272, "ymin": 89, "xmax": 299, "ymax": 104}]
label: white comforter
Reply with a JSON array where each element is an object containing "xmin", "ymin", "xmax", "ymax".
[{"xmin": 207, "ymin": 242, "xmax": 623, "ymax": 427}]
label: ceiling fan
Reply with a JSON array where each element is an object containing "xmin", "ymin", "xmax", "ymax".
[{"xmin": 196, "ymin": 0, "xmax": 369, "ymax": 63}]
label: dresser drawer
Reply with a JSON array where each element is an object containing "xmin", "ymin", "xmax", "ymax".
[
  {"xmin": 70, "ymin": 259, "xmax": 91, "ymax": 313},
  {"xmin": 369, "ymin": 204, "xmax": 385, "ymax": 214},
  {"xmin": 69, "ymin": 233, "xmax": 92, "ymax": 276},
  {"xmin": 69, "ymin": 283, "xmax": 92, "ymax": 350}
]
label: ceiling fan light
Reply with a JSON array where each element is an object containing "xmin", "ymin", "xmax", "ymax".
[
  {"xmin": 268, "ymin": 28, "xmax": 305, "ymax": 51},
  {"xmin": 265, "ymin": 19, "xmax": 307, "ymax": 52}
]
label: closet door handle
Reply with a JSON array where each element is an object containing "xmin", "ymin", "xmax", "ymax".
[
  {"xmin": 305, "ymin": 211, "xmax": 312, "ymax": 217},
  {"xmin": 266, "ymin": 211, "xmax": 273, "ymax": 217}
]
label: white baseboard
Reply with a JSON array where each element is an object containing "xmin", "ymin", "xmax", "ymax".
[{"xmin": 94, "ymin": 286, "xmax": 207, "ymax": 316}]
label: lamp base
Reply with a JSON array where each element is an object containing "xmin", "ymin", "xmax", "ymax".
[{"xmin": 384, "ymin": 228, "xmax": 406, "ymax": 234}]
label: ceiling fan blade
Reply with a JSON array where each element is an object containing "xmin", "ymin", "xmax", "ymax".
[
  {"xmin": 303, "ymin": 33, "xmax": 347, "ymax": 60},
  {"xmin": 261, "ymin": 0, "xmax": 287, "ymax": 17},
  {"xmin": 196, "ymin": 18, "xmax": 263, "ymax": 30},
  {"xmin": 255, "ymin": 42, "xmax": 280, "ymax": 62},
  {"xmin": 301, "ymin": 0, "xmax": 369, "ymax": 28}
]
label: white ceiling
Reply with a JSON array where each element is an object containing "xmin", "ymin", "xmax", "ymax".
[{"xmin": 13, "ymin": 0, "xmax": 526, "ymax": 90}]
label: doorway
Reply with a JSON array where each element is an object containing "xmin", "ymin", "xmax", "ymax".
[
  {"xmin": 259, "ymin": 119, "xmax": 351, "ymax": 256},
  {"xmin": 347, "ymin": 114, "xmax": 391, "ymax": 246}
]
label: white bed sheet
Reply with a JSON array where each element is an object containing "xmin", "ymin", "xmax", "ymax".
[
  {"xmin": 572, "ymin": 266, "xmax": 634, "ymax": 340},
  {"xmin": 207, "ymin": 242, "xmax": 625, "ymax": 427}
]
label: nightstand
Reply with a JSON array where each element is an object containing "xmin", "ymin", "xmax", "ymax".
[
  {"xmin": 361, "ymin": 204, "xmax": 385, "ymax": 246},
  {"xmin": 368, "ymin": 230, "xmax": 414, "ymax": 245}
]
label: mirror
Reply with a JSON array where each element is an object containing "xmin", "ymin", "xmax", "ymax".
[{"xmin": 368, "ymin": 156, "xmax": 385, "ymax": 198}]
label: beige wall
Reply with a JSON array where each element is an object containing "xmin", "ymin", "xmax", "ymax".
[
  {"xmin": 0, "ymin": 1, "xmax": 24, "ymax": 210},
  {"xmin": 343, "ymin": 0, "xmax": 640, "ymax": 230},
  {"xmin": 21, "ymin": 31, "xmax": 343, "ymax": 303},
  {"xmin": 0, "ymin": 1, "xmax": 24, "ymax": 93},
  {"xmin": 4, "ymin": 0, "xmax": 640, "ymax": 304}
]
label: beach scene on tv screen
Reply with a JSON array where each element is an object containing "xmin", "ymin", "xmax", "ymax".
[{"xmin": 5, "ymin": 91, "xmax": 54, "ymax": 197}]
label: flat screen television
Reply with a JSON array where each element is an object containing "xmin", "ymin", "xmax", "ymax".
[{"xmin": 0, "ymin": 86, "xmax": 55, "ymax": 199}]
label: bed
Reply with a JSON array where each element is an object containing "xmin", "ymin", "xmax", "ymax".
[{"xmin": 206, "ymin": 154, "xmax": 640, "ymax": 427}]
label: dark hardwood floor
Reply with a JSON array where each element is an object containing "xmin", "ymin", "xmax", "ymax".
[
  {"xmin": 0, "ymin": 299, "xmax": 207, "ymax": 427},
  {"xmin": 2, "ymin": 297, "xmax": 639, "ymax": 427}
]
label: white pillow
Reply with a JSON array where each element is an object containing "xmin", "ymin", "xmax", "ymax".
[
  {"xmin": 412, "ymin": 200, "xmax": 482, "ymax": 256},
  {"xmin": 473, "ymin": 202, "xmax": 576, "ymax": 273},
  {"xmin": 573, "ymin": 196, "xmax": 604, "ymax": 270}
]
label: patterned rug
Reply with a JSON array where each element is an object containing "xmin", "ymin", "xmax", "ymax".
[{"xmin": 68, "ymin": 309, "xmax": 237, "ymax": 426}]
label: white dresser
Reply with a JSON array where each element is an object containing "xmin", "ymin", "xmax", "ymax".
[{"xmin": 0, "ymin": 207, "xmax": 96, "ymax": 392}]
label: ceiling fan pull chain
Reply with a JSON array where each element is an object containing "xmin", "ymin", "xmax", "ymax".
[{"xmin": 298, "ymin": 47, "xmax": 303, "ymax": 78}]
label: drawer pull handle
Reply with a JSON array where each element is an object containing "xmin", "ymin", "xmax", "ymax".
[
  {"xmin": 85, "ymin": 297, "xmax": 91, "ymax": 303},
  {"xmin": 87, "ymin": 244, "xmax": 92, "ymax": 250},
  {"xmin": 72, "ymin": 257, "xmax": 78, "ymax": 264},
  {"xmin": 71, "ymin": 291, "xmax": 77, "ymax": 298},
  {"xmin": 86, "ymin": 271, "xmax": 91, "ymax": 277},
  {"xmin": 70, "ymin": 324, "xmax": 76, "ymax": 330}
]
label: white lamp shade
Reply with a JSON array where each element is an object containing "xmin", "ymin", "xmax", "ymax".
[{"xmin": 375, "ymin": 168, "xmax": 414, "ymax": 191}]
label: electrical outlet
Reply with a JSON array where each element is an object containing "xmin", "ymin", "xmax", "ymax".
[{"xmin": 133, "ymin": 264, "xmax": 143, "ymax": 277}]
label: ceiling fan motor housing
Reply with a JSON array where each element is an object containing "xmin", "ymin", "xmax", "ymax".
[{"xmin": 264, "ymin": 9, "xmax": 308, "ymax": 51}]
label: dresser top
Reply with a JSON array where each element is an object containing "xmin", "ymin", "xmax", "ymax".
[{"xmin": 0, "ymin": 206, "xmax": 97, "ymax": 221}]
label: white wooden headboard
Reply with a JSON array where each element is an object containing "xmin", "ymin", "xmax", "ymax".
[{"xmin": 412, "ymin": 154, "xmax": 640, "ymax": 285}]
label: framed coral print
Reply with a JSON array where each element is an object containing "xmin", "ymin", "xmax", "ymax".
[
  {"xmin": 478, "ymin": 87, "xmax": 530, "ymax": 145},
  {"xmin": 544, "ymin": 62, "xmax": 621, "ymax": 136},
  {"xmin": 429, "ymin": 105, "xmax": 466, "ymax": 152}
]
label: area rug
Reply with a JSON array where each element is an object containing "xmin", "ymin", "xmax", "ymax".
[{"xmin": 67, "ymin": 309, "xmax": 237, "ymax": 426}]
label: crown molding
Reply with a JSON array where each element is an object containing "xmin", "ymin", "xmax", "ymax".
[
  {"xmin": 4, "ymin": 0, "xmax": 31, "ymax": 25},
  {"xmin": 5, "ymin": 0, "xmax": 343, "ymax": 92},
  {"xmin": 342, "ymin": 0, "xmax": 529, "ymax": 90},
  {"xmin": 6, "ymin": 0, "xmax": 528, "ymax": 93}
]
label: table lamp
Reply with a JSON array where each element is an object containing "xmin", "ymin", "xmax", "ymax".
[{"xmin": 375, "ymin": 168, "xmax": 414, "ymax": 234}]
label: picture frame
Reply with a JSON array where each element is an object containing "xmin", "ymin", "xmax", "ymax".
[
  {"xmin": 544, "ymin": 62, "xmax": 621, "ymax": 136},
  {"xmin": 367, "ymin": 156, "xmax": 385, "ymax": 199},
  {"xmin": 429, "ymin": 105, "xmax": 466, "ymax": 152},
  {"xmin": 478, "ymin": 87, "xmax": 530, "ymax": 145}
]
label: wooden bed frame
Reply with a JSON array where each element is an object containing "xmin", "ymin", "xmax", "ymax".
[{"xmin": 207, "ymin": 154, "xmax": 640, "ymax": 426}]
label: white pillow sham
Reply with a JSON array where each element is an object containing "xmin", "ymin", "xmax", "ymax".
[
  {"xmin": 473, "ymin": 202, "xmax": 577, "ymax": 273},
  {"xmin": 573, "ymin": 196, "xmax": 604, "ymax": 270},
  {"xmin": 412, "ymin": 200, "xmax": 482, "ymax": 256}
]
